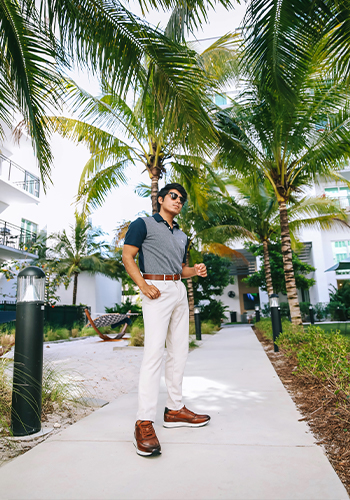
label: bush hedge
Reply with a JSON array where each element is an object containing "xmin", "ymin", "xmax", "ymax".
[{"xmin": 256, "ymin": 318, "xmax": 350, "ymax": 396}]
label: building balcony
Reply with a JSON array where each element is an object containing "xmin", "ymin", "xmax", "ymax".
[
  {"xmin": 0, "ymin": 154, "xmax": 40, "ymax": 207},
  {"xmin": 0, "ymin": 219, "xmax": 38, "ymax": 261}
]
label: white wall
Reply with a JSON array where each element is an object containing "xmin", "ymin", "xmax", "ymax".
[
  {"xmin": 214, "ymin": 280, "xmax": 241, "ymax": 321},
  {"xmin": 55, "ymin": 272, "xmax": 122, "ymax": 317}
]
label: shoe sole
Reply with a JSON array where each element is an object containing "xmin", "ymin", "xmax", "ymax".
[
  {"xmin": 163, "ymin": 420, "xmax": 210, "ymax": 428},
  {"xmin": 133, "ymin": 438, "xmax": 161, "ymax": 456}
]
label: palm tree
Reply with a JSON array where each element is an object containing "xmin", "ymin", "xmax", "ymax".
[
  {"xmin": 52, "ymin": 211, "xmax": 125, "ymax": 304},
  {"xmin": 183, "ymin": 175, "xmax": 349, "ymax": 304},
  {"xmin": 223, "ymin": 177, "xmax": 350, "ymax": 297},
  {"xmin": 3, "ymin": 0, "xmax": 236, "ymax": 186},
  {"xmin": 215, "ymin": 3, "xmax": 350, "ymax": 324},
  {"xmin": 50, "ymin": 32, "xmax": 239, "ymax": 213}
]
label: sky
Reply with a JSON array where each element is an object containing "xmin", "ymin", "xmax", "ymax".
[{"xmin": 35, "ymin": 1, "xmax": 247, "ymax": 242}]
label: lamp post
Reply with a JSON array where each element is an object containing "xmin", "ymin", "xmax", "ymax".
[
  {"xmin": 11, "ymin": 266, "xmax": 45, "ymax": 436},
  {"xmin": 255, "ymin": 305, "xmax": 260, "ymax": 323},
  {"xmin": 269, "ymin": 294, "xmax": 282, "ymax": 353},
  {"xmin": 194, "ymin": 306, "xmax": 202, "ymax": 341},
  {"xmin": 309, "ymin": 305, "xmax": 315, "ymax": 325}
]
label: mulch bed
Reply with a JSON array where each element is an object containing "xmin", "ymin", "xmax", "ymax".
[{"xmin": 253, "ymin": 326, "xmax": 350, "ymax": 495}]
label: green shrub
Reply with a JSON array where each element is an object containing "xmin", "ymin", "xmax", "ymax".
[
  {"xmin": 278, "ymin": 302, "xmax": 290, "ymax": 317},
  {"xmin": 200, "ymin": 321, "xmax": 219, "ymax": 334},
  {"xmin": 44, "ymin": 327, "xmax": 70, "ymax": 342},
  {"xmin": 314, "ymin": 302, "xmax": 328, "ymax": 321},
  {"xmin": 256, "ymin": 318, "xmax": 350, "ymax": 396},
  {"xmin": 261, "ymin": 303, "xmax": 270, "ymax": 317},
  {"xmin": 129, "ymin": 325, "xmax": 144, "ymax": 346},
  {"xmin": 255, "ymin": 317, "xmax": 295, "ymax": 341},
  {"xmin": 327, "ymin": 301, "xmax": 348, "ymax": 321},
  {"xmin": 189, "ymin": 337, "xmax": 198, "ymax": 349},
  {"xmin": 199, "ymin": 299, "xmax": 228, "ymax": 326}
]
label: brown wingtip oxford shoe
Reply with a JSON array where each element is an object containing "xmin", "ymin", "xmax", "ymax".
[
  {"xmin": 163, "ymin": 406, "xmax": 211, "ymax": 428},
  {"xmin": 134, "ymin": 420, "xmax": 161, "ymax": 456}
]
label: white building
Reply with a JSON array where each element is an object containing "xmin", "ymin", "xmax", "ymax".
[{"xmin": 0, "ymin": 126, "xmax": 122, "ymax": 317}]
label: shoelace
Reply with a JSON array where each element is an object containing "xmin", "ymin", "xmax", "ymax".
[{"xmin": 139, "ymin": 422, "xmax": 155, "ymax": 439}]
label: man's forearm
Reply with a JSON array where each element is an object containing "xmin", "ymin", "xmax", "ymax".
[
  {"xmin": 122, "ymin": 255, "xmax": 147, "ymax": 289},
  {"xmin": 181, "ymin": 266, "xmax": 197, "ymax": 279}
]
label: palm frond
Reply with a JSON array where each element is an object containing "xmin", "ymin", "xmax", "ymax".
[{"xmin": 0, "ymin": 0, "xmax": 63, "ymax": 185}]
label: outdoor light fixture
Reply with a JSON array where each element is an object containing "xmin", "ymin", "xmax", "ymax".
[
  {"xmin": 11, "ymin": 266, "xmax": 46, "ymax": 436},
  {"xmin": 255, "ymin": 304, "xmax": 260, "ymax": 323},
  {"xmin": 194, "ymin": 306, "xmax": 201, "ymax": 341},
  {"xmin": 269, "ymin": 294, "xmax": 282, "ymax": 353},
  {"xmin": 17, "ymin": 269, "xmax": 45, "ymax": 303},
  {"xmin": 309, "ymin": 305, "xmax": 315, "ymax": 325},
  {"xmin": 269, "ymin": 294, "xmax": 279, "ymax": 308}
]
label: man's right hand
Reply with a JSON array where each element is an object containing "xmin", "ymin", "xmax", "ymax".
[{"xmin": 140, "ymin": 283, "xmax": 161, "ymax": 299}]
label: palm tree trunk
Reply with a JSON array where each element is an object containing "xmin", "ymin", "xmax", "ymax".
[
  {"xmin": 278, "ymin": 200, "xmax": 302, "ymax": 325},
  {"xmin": 73, "ymin": 272, "xmax": 79, "ymax": 305},
  {"xmin": 186, "ymin": 253, "xmax": 195, "ymax": 322},
  {"xmin": 262, "ymin": 240, "xmax": 274, "ymax": 297},
  {"xmin": 151, "ymin": 175, "xmax": 160, "ymax": 215}
]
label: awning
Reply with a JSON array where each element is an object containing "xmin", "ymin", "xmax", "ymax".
[{"xmin": 325, "ymin": 257, "xmax": 350, "ymax": 272}]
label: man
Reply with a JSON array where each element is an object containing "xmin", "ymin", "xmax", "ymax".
[{"xmin": 122, "ymin": 183, "xmax": 210, "ymax": 457}]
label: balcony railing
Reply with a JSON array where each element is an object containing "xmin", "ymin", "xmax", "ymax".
[
  {"xmin": 325, "ymin": 195, "xmax": 350, "ymax": 209},
  {"xmin": 0, "ymin": 219, "xmax": 38, "ymax": 255},
  {"xmin": 0, "ymin": 154, "xmax": 40, "ymax": 198}
]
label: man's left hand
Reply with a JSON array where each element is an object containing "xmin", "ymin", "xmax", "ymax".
[{"xmin": 194, "ymin": 263, "xmax": 207, "ymax": 278}]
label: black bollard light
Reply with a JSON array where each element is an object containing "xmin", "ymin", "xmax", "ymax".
[
  {"xmin": 269, "ymin": 294, "xmax": 282, "ymax": 353},
  {"xmin": 309, "ymin": 305, "xmax": 315, "ymax": 325},
  {"xmin": 11, "ymin": 266, "xmax": 45, "ymax": 436},
  {"xmin": 278, "ymin": 306, "xmax": 283, "ymax": 334},
  {"xmin": 194, "ymin": 306, "xmax": 202, "ymax": 341},
  {"xmin": 255, "ymin": 305, "xmax": 260, "ymax": 323}
]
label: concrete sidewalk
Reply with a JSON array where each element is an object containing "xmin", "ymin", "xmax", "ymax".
[{"xmin": 0, "ymin": 326, "xmax": 348, "ymax": 500}]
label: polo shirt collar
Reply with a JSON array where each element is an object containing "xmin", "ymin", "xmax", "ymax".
[{"xmin": 153, "ymin": 213, "xmax": 179, "ymax": 229}]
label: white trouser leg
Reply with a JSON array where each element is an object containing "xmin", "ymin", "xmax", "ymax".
[
  {"xmin": 137, "ymin": 280, "xmax": 189, "ymax": 422},
  {"xmin": 164, "ymin": 281, "xmax": 189, "ymax": 410}
]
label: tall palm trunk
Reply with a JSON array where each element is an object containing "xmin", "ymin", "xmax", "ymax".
[
  {"xmin": 72, "ymin": 272, "xmax": 79, "ymax": 305},
  {"xmin": 151, "ymin": 174, "xmax": 160, "ymax": 215},
  {"xmin": 186, "ymin": 253, "xmax": 195, "ymax": 322},
  {"xmin": 262, "ymin": 240, "xmax": 274, "ymax": 297},
  {"xmin": 278, "ymin": 200, "xmax": 302, "ymax": 325}
]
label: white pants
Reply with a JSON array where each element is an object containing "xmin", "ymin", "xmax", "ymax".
[{"xmin": 137, "ymin": 279, "xmax": 189, "ymax": 422}]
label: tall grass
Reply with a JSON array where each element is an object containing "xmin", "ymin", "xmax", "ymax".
[
  {"xmin": 0, "ymin": 359, "xmax": 92, "ymax": 437},
  {"xmin": 0, "ymin": 358, "xmax": 12, "ymax": 434}
]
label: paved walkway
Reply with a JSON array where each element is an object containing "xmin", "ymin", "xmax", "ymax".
[{"xmin": 0, "ymin": 326, "xmax": 348, "ymax": 500}]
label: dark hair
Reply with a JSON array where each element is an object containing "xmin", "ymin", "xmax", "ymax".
[{"xmin": 157, "ymin": 183, "xmax": 187, "ymax": 212}]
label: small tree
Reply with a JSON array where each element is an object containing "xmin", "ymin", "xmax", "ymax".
[
  {"xmin": 192, "ymin": 253, "xmax": 234, "ymax": 325},
  {"xmin": 243, "ymin": 242, "xmax": 315, "ymax": 295},
  {"xmin": 52, "ymin": 211, "xmax": 125, "ymax": 305}
]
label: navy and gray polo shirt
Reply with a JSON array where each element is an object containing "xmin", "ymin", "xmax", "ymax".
[{"xmin": 124, "ymin": 213, "xmax": 189, "ymax": 274}]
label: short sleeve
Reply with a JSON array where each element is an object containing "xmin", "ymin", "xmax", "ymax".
[
  {"xmin": 124, "ymin": 218, "xmax": 147, "ymax": 249},
  {"xmin": 183, "ymin": 236, "xmax": 189, "ymax": 265}
]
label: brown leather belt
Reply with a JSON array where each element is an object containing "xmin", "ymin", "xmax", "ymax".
[{"xmin": 143, "ymin": 273, "xmax": 181, "ymax": 281}]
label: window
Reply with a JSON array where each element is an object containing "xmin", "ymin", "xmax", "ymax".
[
  {"xmin": 214, "ymin": 93, "xmax": 227, "ymax": 106},
  {"xmin": 325, "ymin": 187, "xmax": 350, "ymax": 208},
  {"xmin": 20, "ymin": 219, "xmax": 38, "ymax": 249},
  {"xmin": 243, "ymin": 292, "xmax": 260, "ymax": 310},
  {"xmin": 331, "ymin": 240, "xmax": 350, "ymax": 264}
]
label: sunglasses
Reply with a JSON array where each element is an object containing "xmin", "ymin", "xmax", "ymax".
[{"xmin": 168, "ymin": 192, "xmax": 186, "ymax": 205}]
